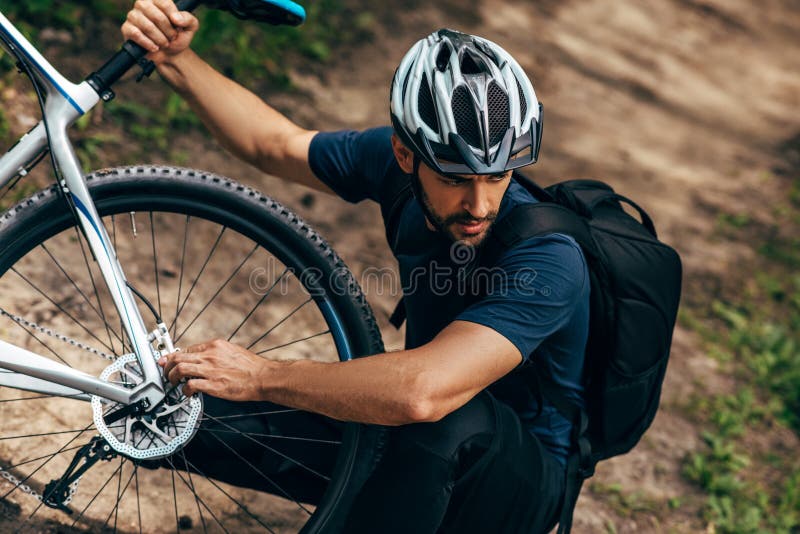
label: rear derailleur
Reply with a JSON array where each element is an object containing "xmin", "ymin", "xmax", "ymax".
[{"xmin": 42, "ymin": 436, "xmax": 116, "ymax": 514}]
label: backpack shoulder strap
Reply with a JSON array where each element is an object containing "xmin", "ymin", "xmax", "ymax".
[
  {"xmin": 378, "ymin": 173, "xmax": 413, "ymax": 329},
  {"xmin": 480, "ymin": 201, "xmax": 595, "ymax": 267},
  {"xmin": 481, "ymin": 173, "xmax": 595, "ymax": 264},
  {"xmin": 378, "ymin": 172, "xmax": 413, "ymax": 250}
]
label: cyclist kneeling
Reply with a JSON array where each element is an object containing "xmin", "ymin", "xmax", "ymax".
[{"xmin": 123, "ymin": 3, "xmax": 588, "ymax": 532}]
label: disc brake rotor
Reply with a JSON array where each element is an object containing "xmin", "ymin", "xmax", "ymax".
[{"xmin": 91, "ymin": 354, "xmax": 202, "ymax": 460}]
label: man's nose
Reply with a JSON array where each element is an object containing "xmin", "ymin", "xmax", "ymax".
[{"xmin": 462, "ymin": 182, "xmax": 491, "ymax": 219}]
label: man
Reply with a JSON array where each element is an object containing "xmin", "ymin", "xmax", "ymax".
[{"xmin": 123, "ymin": 2, "xmax": 589, "ymax": 532}]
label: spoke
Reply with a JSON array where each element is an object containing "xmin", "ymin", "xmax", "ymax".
[
  {"xmin": 168, "ymin": 226, "xmax": 227, "ymax": 336},
  {"xmin": 175, "ymin": 244, "xmax": 258, "ymax": 344},
  {"xmin": 205, "ymin": 412, "xmax": 329, "ymax": 485},
  {"xmin": 178, "ymin": 456, "xmax": 280, "ymax": 533},
  {"xmin": 111, "ymin": 213, "xmax": 133, "ymax": 355},
  {"xmin": 204, "ymin": 427, "xmax": 314, "ymax": 515},
  {"xmin": 179, "ymin": 450, "xmax": 208, "ymax": 534},
  {"xmin": 72, "ymin": 229, "xmax": 126, "ymax": 354},
  {"xmin": 11, "ymin": 267, "xmax": 116, "ymax": 353},
  {"xmin": 40, "ymin": 243, "xmax": 124, "ymax": 350},
  {"xmin": 1, "ymin": 422, "xmax": 95, "ymax": 500},
  {"xmin": 101, "ymin": 457, "xmax": 135, "ymax": 533},
  {"xmin": 115, "ymin": 458, "xmax": 125, "ymax": 533},
  {"xmin": 1, "ymin": 443, "xmax": 85, "ymax": 471},
  {"xmin": 199, "ymin": 428, "xmax": 341, "ymax": 445},
  {"xmin": 200, "ymin": 408, "xmax": 299, "ymax": 420},
  {"xmin": 172, "ymin": 468, "xmax": 180, "ymax": 534},
  {"xmin": 135, "ymin": 466, "xmax": 142, "ymax": 534},
  {"xmin": 246, "ymin": 297, "xmax": 313, "ymax": 351},
  {"xmin": 71, "ymin": 458, "xmax": 127, "ymax": 528},
  {"xmin": 25, "ymin": 493, "xmax": 46, "ymax": 522},
  {"xmin": 112, "ymin": 214, "xmax": 128, "ymax": 354},
  {"xmin": 166, "ymin": 458, "xmax": 230, "ymax": 534},
  {"xmin": 173, "ymin": 215, "xmax": 190, "ymax": 339},
  {"xmin": 257, "ymin": 330, "xmax": 331, "ymax": 355},
  {"xmin": 0, "ymin": 428, "xmax": 98, "ymax": 442},
  {"xmin": 227, "ymin": 267, "xmax": 291, "ymax": 343},
  {"xmin": 4, "ymin": 316, "xmax": 74, "ymax": 368},
  {"xmin": 149, "ymin": 212, "xmax": 163, "ymax": 320}
]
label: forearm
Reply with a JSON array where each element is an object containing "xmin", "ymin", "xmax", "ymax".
[
  {"xmin": 261, "ymin": 351, "xmax": 433, "ymax": 426},
  {"xmin": 157, "ymin": 52, "xmax": 292, "ymax": 162},
  {"xmin": 162, "ymin": 324, "xmax": 521, "ymax": 425},
  {"xmin": 154, "ymin": 51, "xmax": 331, "ymax": 192}
]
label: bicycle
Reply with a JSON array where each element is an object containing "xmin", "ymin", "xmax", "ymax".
[{"xmin": 0, "ymin": 1, "xmax": 384, "ymax": 532}]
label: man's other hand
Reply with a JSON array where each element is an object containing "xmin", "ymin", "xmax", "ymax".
[{"xmin": 122, "ymin": 0, "xmax": 199, "ymax": 64}]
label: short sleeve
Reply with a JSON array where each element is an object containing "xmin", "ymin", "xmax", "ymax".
[
  {"xmin": 456, "ymin": 234, "xmax": 589, "ymax": 361},
  {"xmin": 308, "ymin": 127, "xmax": 396, "ymax": 203}
]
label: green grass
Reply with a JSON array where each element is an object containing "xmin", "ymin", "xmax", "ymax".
[
  {"xmin": 679, "ymin": 172, "xmax": 800, "ymax": 533},
  {"xmin": 0, "ymin": 0, "xmax": 370, "ymax": 88},
  {"xmin": 589, "ymin": 482, "xmax": 665, "ymax": 520},
  {"xmin": 104, "ymin": 93, "xmax": 202, "ymax": 154}
]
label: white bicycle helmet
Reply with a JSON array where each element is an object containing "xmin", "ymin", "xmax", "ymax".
[{"xmin": 390, "ymin": 29, "xmax": 543, "ymax": 176}]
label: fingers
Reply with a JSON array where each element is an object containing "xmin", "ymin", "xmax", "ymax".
[
  {"xmin": 183, "ymin": 378, "xmax": 212, "ymax": 397},
  {"xmin": 124, "ymin": 0, "xmax": 198, "ymax": 54},
  {"xmin": 151, "ymin": 0, "xmax": 198, "ymax": 32},
  {"xmin": 167, "ymin": 361, "xmax": 204, "ymax": 385},
  {"xmin": 183, "ymin": 340, "xmax": 214, "ymax": 354},
  {"xmin": 121, "ymin": 20, "xmax": 159, "ymax": 52},
  {"xmin": 139, "ymin": 0, "xmax": 178, "ymax": 40},
  {"xmin": 151, "ymin": 0, "xmax": 180, "ymax": 19},
  {"xmin": 176, "ymin": 11, "xmax": 199, "ymax": 32}
]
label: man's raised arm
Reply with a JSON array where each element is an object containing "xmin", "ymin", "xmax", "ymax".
[{"xmin": 121, "ymin": 0, "xmax": 333, "ymax": 194}]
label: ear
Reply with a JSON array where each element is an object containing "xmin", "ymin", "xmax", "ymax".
[{"xmin": 391, "ymin": 134, "xmax": 415, "ymax": 174}]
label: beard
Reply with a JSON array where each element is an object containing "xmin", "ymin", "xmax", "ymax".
[{"xmin": 417, "ymin": 184, "xmax": 498, "ymax": 247}]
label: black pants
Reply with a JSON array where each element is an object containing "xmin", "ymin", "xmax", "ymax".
[{"xmin": 179, "ymin": 391, "xmax": 565, "ymax": 533}]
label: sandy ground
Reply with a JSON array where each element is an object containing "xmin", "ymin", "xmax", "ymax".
[{"xmin": 1, "ymin": 0, "xmax": 799, "ymax": 532}]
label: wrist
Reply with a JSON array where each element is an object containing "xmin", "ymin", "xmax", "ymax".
[
  {"xmin": 257, "ymin": 358, "xmax": 313, "ymax": 401},
  {"xmin": 257, "ymin": 358, "xmax": 286, "ymax": 400},
  {"xmin": 155, "ymin": 49, "xmax": 199, "ymax": 89}
]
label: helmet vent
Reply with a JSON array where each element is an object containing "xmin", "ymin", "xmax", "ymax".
[
  {"xmin": 435, "ymin": 43, "xmax": 451, "ymax": 72},
  {"xmin": 487, "ymin": 81, "xmax": 510, "ymax": 147},
  {"xmin": 460, "ymin": 50, "xmax": 485, "ymax": 75},
  {"xmin": 417, "ymin": 73, "xmax": 439, "ymax": 133},
  {"xmin": 516, "ymin": 78, "xmax": 528, "ymax": 122},
  {"xmin": 452, "ymin": 86, "xmax": 482, "ymax": 149}
]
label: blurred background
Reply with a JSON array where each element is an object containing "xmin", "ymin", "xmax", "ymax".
[{"xmin": 0, "ymin": 1, "xmax": 798, "ymax": 532}]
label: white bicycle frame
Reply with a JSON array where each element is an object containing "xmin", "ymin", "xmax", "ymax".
[{"xmin": 0, "ymin": 11, "xmax": 167, "ymax": 408}]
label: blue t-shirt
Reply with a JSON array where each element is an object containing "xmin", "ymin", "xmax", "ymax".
[{"xmin": 309, "ymin": 127, "xmax": 589, "ymax": 465}]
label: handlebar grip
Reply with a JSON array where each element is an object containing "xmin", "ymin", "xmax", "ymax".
[{"xmin": 86, "ymin": 0, "xmax": 202, "ymax": 96}]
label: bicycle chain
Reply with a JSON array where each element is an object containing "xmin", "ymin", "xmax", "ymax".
[
  {"xmin": 0, "ymin": 306, "xmax": 119, "ymax": 505},
  {"xmin": 0, "ymin": 308, "xmax": 116, "ymax": 361}
]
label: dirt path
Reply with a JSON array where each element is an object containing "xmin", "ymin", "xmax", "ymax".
[{"xmin": 1, "ymin": 0, "xmax": 798, "ymax": 532}]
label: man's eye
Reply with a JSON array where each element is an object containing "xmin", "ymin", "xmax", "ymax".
[{"xmin": 443, "ymin": 178, "xmax": 466, "ymax": 186}]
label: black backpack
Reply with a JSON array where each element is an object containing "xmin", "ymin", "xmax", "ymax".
[{"xmin": 379, "ymin": 172, "xmax": 683, "ymax": 533}]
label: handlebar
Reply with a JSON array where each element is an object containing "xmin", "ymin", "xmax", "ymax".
[
  {"xmin": 85, "ymin": 0, "xmax": 305, "ymax": 99},
  {"xmin": 86, "ymin": 0, "xmax": 201, "ymax": 99}
]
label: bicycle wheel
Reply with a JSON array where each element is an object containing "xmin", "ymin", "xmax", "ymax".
[{"xmin": 0, "ymin": 166, "xmax": 385, "ymax": 533}]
